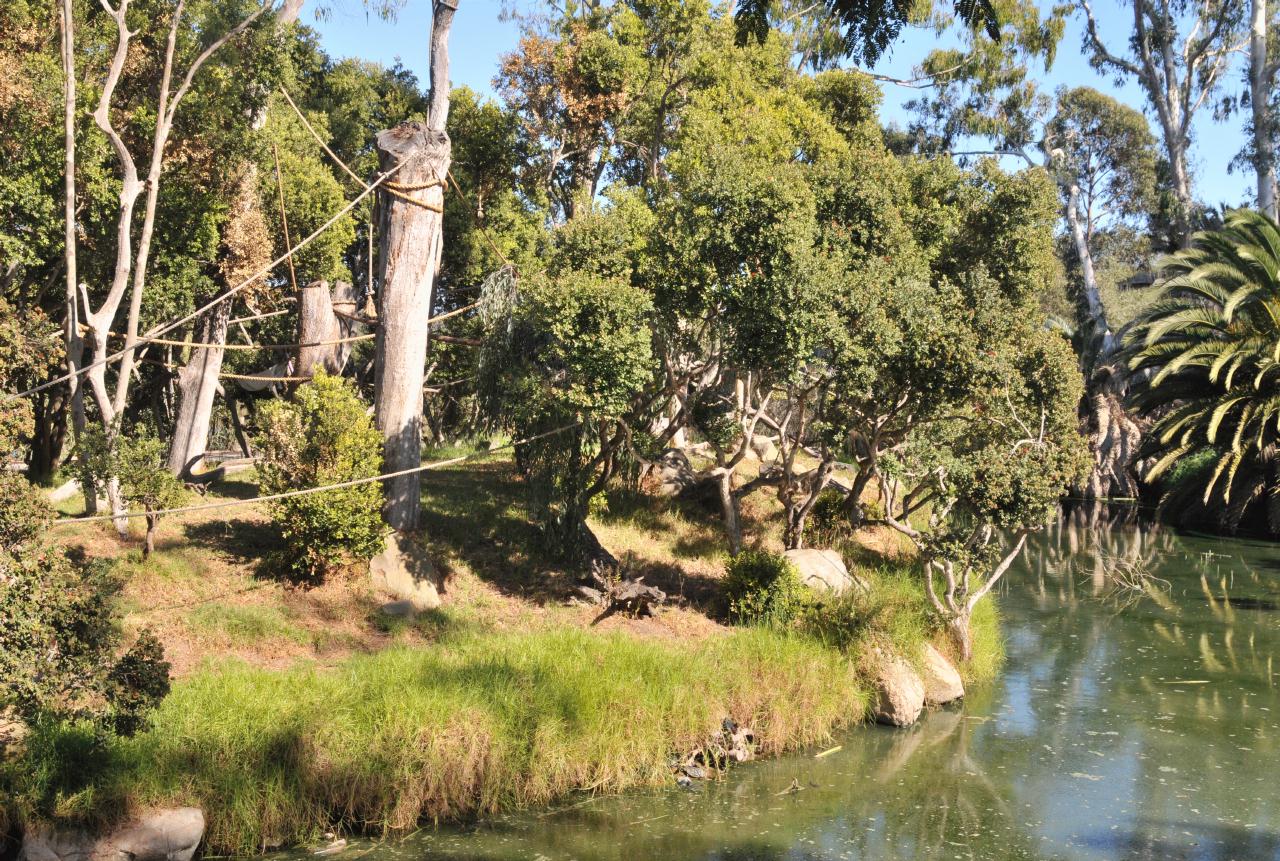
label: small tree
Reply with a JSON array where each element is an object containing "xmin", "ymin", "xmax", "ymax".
[
  {"xmin": 502, "ymin": 271, "xmax": 654, "ymax": 569},
  {"xmin": 257, "ymin": 370, "xmax": 385, "ymax": 582},
  {"xmin": 82, "ymin": 428, "xmax": 186, "ymax": 558},
  {"xmin": 878, "ymin": 320, "xmax": 1088, "ymax": 658}
]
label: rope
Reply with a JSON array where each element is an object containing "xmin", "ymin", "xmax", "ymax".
[
  {"xmin": 278, "ymin": 85, "xmax": 367, "ymax": 189},
  {"xmin": 386, "ymin": 179, "xmax": 446, "ymax": 192},
  {"xmin": 333, "ymin": 301, "xmax": 479, "ymax": 328},
  {"xmin": 8, "ymin": 157, "xmax": 410, "ymax": 402},
  {"xmin": 228, "ymin": 308, "xmax": 291, "ymax": 325},
  {"xmin": 101, "ymin": 330, "xmax": 375, "ymax": 352},
  {"xmin": 220, "ymin": 372, "xmax": 312, "ymax": 382},
  {"xmin": 383, "ymin": 186, "xmax": 443, "ymax": 212},
  {"xmin": 271, "ymin": 142, "xmax": 300, "ymax": 295},
  {"xmin": 55, "ymin": 422, "xmax": 579, "ymax": 524}
]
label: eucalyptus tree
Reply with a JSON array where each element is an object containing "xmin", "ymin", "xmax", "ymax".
[
  {"xmin": 1043, "ymin": 87, "xmax": 1158, "ymax": 498},
  {"xmin": 1077, "ymin": 0, "xmax": 1246, "ymax": 246}
]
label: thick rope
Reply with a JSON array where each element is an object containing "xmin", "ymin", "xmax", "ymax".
[
  {"xmin": 8, "ymin": 158, "xmax": 411, "ymax": 402},
  {"xmin": 56, "ymin": 422, "xmax": 579, "ymax": 524}
]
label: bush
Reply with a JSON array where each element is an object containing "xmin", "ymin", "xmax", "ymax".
[
  {"xmin": 724, "ymin": 550, "xmax": 811, "ymax": 628},
  {"xmin": 82, "ymin": 427, "xmax": 186, "ymax": 558},
  {"xmin": 0, "ymin": 493, "xmax": 169, "ymax": 737},
  {"xmin": 257, "ymin": 371, "xmax": 385, "ymax": 582}
]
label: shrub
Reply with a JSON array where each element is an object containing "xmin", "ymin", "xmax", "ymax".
[
  {"xmin": 0, "ymin": 507, "xmax": 170, "ymax": 737},
  {"xmin": 723, "ymin": 550, "xmax": 811, "ymax": 628},
  {"xmin": 82, "ymin": 427, "xmax": 186, "ymax": 558},
  {"xmin": 257, "ymin": 371, "xmax": 385, "ymax": 582},
  {"xmin": 801, "ymin": 565, "xmax": 932, "ymax": 660}
]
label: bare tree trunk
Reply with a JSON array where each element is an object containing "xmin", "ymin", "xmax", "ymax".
[
  {"xmin": 297, "ymin": 280, "xmax": 358, "ymax": 379},
  {"xmin": 373, "ymin": 0, "xmax": 456, "ymax": 533},
  {"xmin": 1066, "ymin": 185, "xmax": 1115, "ymax": 357},
  {"xmin": 1252, "ymin": 0, "xmax": 1278, "ymax": 219},
  {"xmin": 167, "ymin": 305, "xmax": 229, "ymax": 476},
  {"xmin": 717, "ymin": 469, "xmax": 743, "ymax": 556},
  {"xmin": 144, "ymin": 512, "xmax": 157, "ymax": 558},
  {"xmin": 60, "ymin": 0, "xmax": 90, "ymax": 508}
]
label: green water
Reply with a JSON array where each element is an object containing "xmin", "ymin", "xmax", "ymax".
[{"xmin": 359, "ymin": 513, "xmax": 1280, "ymax": 860}]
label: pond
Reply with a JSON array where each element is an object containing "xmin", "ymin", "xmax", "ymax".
[{"xmin": 343, "ymin": 509, "xmax": 1280, "ymax": 860}]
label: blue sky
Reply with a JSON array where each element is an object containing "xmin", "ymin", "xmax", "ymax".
[{"xmin": 307, "ymin": 0, "xmax": 1254, "ymax": 208}]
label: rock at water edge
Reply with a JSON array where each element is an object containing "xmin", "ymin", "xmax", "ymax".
[
  {"xmin": 873, "ymin": 654, "xmax": 925, "ymax": 727},
  {"xmin": 21, "ymin": 808, "xmax": 206, "ymax": 861},
  {"xmin": 920, "ymin": 643, "xmax": 964, "ymax": 706}
]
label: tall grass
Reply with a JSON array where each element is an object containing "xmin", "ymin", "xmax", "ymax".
[{"xmin": 7, "ymin": 627, "xmax": 866, "ymax": 855}]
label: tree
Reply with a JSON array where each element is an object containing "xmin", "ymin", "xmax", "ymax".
[
  {"xmin": 734, "ymin": 0, "xmax": 1001, "ymax": 65},
  {"xmin": 1077, "ymin": 0, "xmax": 1245, "ymax": 246},
  {"xmin": 1043, "ymin": 87, "xmax": 1158, "ymax": 498},
  {"xmin": 879, "ymin": 306, "xmax": 1087, "ymax": 658},
  {"xmin": 373, "ymin": 0, "xmax": 456, "ymax": 537},
  {"xmin": 1126, "ymin": 210, "xmax": 1280, "ymax": 533},
  {"xmin": 84, "ymin": 427, "xmax": 186, "ymax": 558}
]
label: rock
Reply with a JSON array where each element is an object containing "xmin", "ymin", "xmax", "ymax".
[
  {"xmin": 369, "ymin": 532, "xmax": 441, "ymax": 611},
  {"xmin": 920, "ymin": 643, "xmax": 965, "ymax": 706},
  {"xmin": 749, "ymin": 434, "xmax": 778, "ymax": 463},
  {"xmin": 783, "ymin": 548, "xmax": 869, "ymax": 598},
  {"xmin": 872, "ymin": 654, "xmax": 925, "ymax": 727},
  {"xmin": 652, "ymin": 448, "xmax": 696, "ymax": 497},
  {"xmin": 22, "ymin": 808, "xmax": 206, "ymax": 861},
  {"xmin": 675, "ymin": 774, "xmax": 694, "ymax": 789}
]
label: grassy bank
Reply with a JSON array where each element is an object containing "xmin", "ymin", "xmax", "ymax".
[
  {"xmin": 4, "ymin": 453, "xmax": 1005, "ymax": 856},
  {"xmin": 9, "ymin": 626, "xmax": 866, "ymax": 855}
]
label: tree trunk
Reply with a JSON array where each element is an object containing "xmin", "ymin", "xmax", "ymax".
[
  {"xmin": 144, "ymin": 512, "xmax": 157, "ymax": 558},
  {"xmin": 372, "ymin": 1, "xmax": 456, "ymax": 533},
  {"xmin": 296, "ymin": 280, "xmax": 358, "ymax": 381},
  {"xmin": 1066, "ymin": 185, "xmax": 1115, "ymax": 358},
  {"xmin": 60, "ymin": 0, "xmax": 91, "ymax": 509},
  {"xmin": 718, "ymin": 469, "xmax": 743, "ymax": 556},
  {"xmin": 948, "ymin": 612, "xmax": 973, "ymax": 663},
  {"xmin": 167, "ymin": 304, "xmax": 230, "ymax": 476},
  {"xmin": 1252, "ymin": 0, "xmax": 1278, "ymax": 219}
]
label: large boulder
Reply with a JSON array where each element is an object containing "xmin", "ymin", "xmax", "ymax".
[
  {"xmin": 783, "ymin": 548, "xmax": 869, "ymax": 598},
  {"xmin": 651, "ymin": 449, "xmax": 697, "ymax": 497},
  {"xmin": 21, "ymin": 808, "xmax": 206, "ymax": 861},
  {"xmin": 872, "ymin": 654, "xmax": 925, "ymax": 727},
  {"xmin": 920, "ymin": 643, "xmax": 965, "ymax": 706}
]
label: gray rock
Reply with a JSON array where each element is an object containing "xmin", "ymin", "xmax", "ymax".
[
  {"xmin": 22, "ymin": 808, "xmax": 206, "ymax": 861},
  {"xmin": 749, "ymin": 434, "xmax": 778, "ymax": 463},
  {"xmin": 370, "ymin": 532, "xmax": 441, "ymax": 610},
  {"xmin": 652, "ymin": 449, "xmax": 696, "ymax": 497},
  {"xmin": 920, "ymin": 643, "xmax": 965, "ymax": 705},
  {"xmin": 872, "ymin": 654, "xmax": 925, "ymax": 727},
  {"xmin": 783, "ymin": 548, "xmax": 869, "ymax": 598}
]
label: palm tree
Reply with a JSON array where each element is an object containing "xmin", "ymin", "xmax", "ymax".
[{"xmin": 1126, "ymin": 209, "xmax": 1280, "ymax": 534}]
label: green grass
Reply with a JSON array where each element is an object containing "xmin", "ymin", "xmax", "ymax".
[
  {"xmin": 6, "ymin": 625, "xmax": 866, "ymax": 855},
  {"xmin": 189, "ymin": 604, "xmax": 310, "ymax": 646}
]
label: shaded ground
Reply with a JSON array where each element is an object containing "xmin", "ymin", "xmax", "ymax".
[{"xmin": 47, "ymin": 448, "xmax": 882, "ymax": 675}]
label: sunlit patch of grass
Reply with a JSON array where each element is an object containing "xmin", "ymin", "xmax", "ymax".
[
  {"xmin": 6, "ymin": 628, "xmax": 865, "ymax": 855},
  {"xmin": 189, "ymin": 604, "xmax": 311, "ymax": 646},
  {"xmin": 962, "ymin": 597, "xmax": 1005, "ymax": 687}
]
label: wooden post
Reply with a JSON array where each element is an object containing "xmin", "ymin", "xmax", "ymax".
[{"xmin": 372, "ymin": 0, "xmax": 456, "ymax": 534}]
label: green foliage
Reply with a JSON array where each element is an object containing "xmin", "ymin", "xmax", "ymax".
[
  {"xmin": 1127, "ymin": 210, "xmax": 1280, "ymax": 533},
  {"xmin": 724, "ymin": 550, "xmax": 812, "ymax": 628},
  {"xmin": 0, "ymin": 472, "xmax": 52, "ymax": 552},
  {"xmin": 0, "ymin": 538, "xmax": 169, "ymax": 738},
  {"xmin": 257, "ymin": 371, "xmax": 385, "ymax": 581},
  {"xmin": 801, "ymin": 566, "xmax": 932, "ymax": 659}
]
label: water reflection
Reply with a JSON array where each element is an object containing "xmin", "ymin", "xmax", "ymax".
[{"xmin": 321, "ymin": 511, "xmax": 1280, "ymax": 861}]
